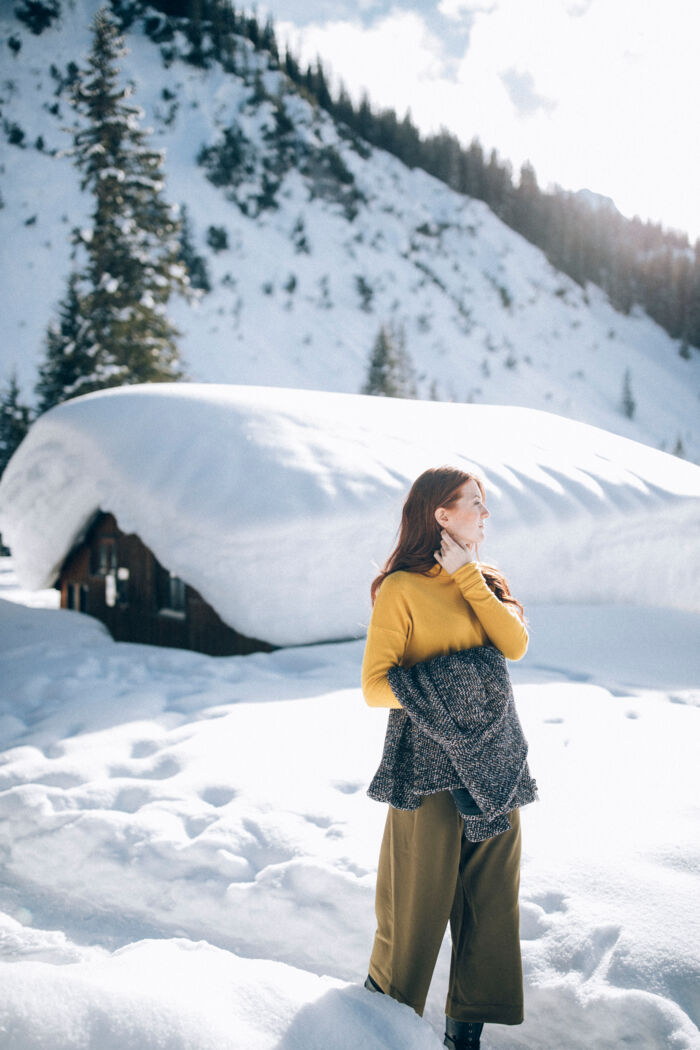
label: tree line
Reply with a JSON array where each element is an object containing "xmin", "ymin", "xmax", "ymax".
[{"xmin": 134, "ymin": 0, "xmax": 699, "ymax": 353}]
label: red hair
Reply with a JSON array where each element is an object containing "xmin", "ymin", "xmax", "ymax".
[{"xmin": 371, "ymin": 466, "xmax": 524, "ymax": 620}]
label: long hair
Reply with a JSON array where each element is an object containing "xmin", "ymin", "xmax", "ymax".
[{"xmin": 371, "ymin": 466, "xmax": 524, "ymax": 620}]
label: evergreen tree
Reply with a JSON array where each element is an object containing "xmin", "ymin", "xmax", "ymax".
[
  {"xmin": 0, "ymin": 372, "xmax": 31, "ymax": 479},
  {"xmin": 362, "ymin": 324, "xmax": 416, "ymax": 398},
  {"xmin": 70, "ymin": 7, "xmax": 186, "ymax": 392},
  {"xmin": 14, "ymin": 0, "xmax": 61, "ymax": 36},
  {"xmin": 35, "ymin": 272, "xmax": 94, "ymax": 412},
  {"xmin": 620, "ymin": 368, "xmax": 636, "ymax": 419},
  {"xmin": 513, "ymin": 162, "xmax": 541, "ymax": 243},
  {"xmin": 178, "ymin": 205, "xmax": 211, "ymax": 292}
]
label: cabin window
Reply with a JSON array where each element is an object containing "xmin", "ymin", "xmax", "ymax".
[
  {"xmin": 168, "ymin": 574, "xmax": 186, "ymax": 612},
  {"xmin": 91, "ymin": 538, "xmax": 117, "ymax": 576},
  {"xmin": 160, "ymin": 572, "xmax": 187, "ymax": 615},
  {"xmin": 116, "ymin": 567, "xmax": 129, "ymax": 605},
  {"xmin": 66, "ymin": 583, "xmax": 88, "ymax": 612}
]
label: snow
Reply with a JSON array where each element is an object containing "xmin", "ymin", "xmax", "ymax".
[
  {"xmin": 0, "ymin": 928, "xmax": 441, "ymax": 1050},
  {"xmin": 1, "ymin": 7, "xmax": 699, "ymax": 1045},
  {"xmin": 0, "ymin": 561, "xmax": 698, "ymax": 1049},
  {"xmin": 1, "ymin": 385, "xmax": 699, "ymax": 647}
]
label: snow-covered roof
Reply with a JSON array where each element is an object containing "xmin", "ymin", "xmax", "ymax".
[{"xmin": 1, "ymin": 383, "xmax": 699, "ymax": 645}]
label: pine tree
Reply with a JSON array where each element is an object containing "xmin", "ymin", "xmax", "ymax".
[
  {"xmin": 14, "ymin": 0, "xmax": 60, "ymax": 35},
  {"xmin": 620, "ymin": 368, "xmax": 636, "ymax": 419},
  {"xmin": 362, "ymin": 324, "xmax": 416, "ymax": 398},
  {"xmin": 70, "ymin": 7, "xmax": 186, "ymax": 391},
  {"xmin": 0, "ymin": 372, "xmax": 31, "ymax": 479},
  {"xmin": 178, "ymin": 205, "xmax": 211, "ymax": 293},
  {"xmin": 35, "ymin": 272, "xmax": 95, "ymax": 412}
]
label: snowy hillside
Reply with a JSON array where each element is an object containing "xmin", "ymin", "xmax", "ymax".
[
  {"xmin": 1, "ymin": 0, "xmax": 698, "ymax": 461},
  {"xmin": 2, "ymin": 383, "xmax": 700, "ymax": 647},
  {"xmin": 0, "ymin": 559, "xmax": 699, "ymax": 1048}
]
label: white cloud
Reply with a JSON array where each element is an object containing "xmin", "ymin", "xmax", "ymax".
[
  {"xmin": 500, "ymin": 69, "xmax": 557, "ymax": 117},
  {"xmin": 437, "ymin": 0, "xmax": 497, "ymax": 20},
  {"xmin": 277, "ymin": 11, "xmax": 448, "ymax": 109}
]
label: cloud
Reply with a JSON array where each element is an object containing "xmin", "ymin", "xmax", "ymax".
[
  {"xmin": 276, "ymin": 10, "xmax": 449, "ymax": 114},
  {"xmin": 438, "ymin": 0, "xmax": 497, "ymax": 19},
  {"xmin": 500, "ymin": 68, "xmax": 556, "ymax": 117}
]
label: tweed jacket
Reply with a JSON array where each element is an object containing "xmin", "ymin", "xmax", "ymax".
[{"xmin": 367, "ymin": 644, "xmax": 538, "ymax": 841}]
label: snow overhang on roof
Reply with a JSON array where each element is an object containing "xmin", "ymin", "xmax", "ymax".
[{"xmin": 1, "ymin": 383, "xmax": 699, "ymax": 645}]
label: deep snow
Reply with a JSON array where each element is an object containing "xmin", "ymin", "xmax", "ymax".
[
  {"xmin": 1, "ymin": 385, "xmax": 699, "ymax": 650},
  {"xmin": 0, "ymin": 561, "xmax": 699, "ymax": 1049}
]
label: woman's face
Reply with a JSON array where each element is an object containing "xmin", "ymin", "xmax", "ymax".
[{"xmin": 435, "ymin": 479, "xmax": 489, "ymax": 547}]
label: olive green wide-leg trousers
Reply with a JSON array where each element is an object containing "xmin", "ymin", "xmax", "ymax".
[{"xmin": 368, "ymin": 791, "xmax": 523, "ymax": 1024}]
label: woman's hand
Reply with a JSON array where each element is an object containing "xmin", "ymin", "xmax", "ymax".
[{"xmin": 434, "ymin": 529, "xmax": 477, "ymax": 574}]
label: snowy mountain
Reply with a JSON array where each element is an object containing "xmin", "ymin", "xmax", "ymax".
[
  {"xmin": 1, "ymin": 0, "xmax": 699, "ymax": 461},
  {"xmin": 573, "ymin": 188, "xmax": 618, "ymax": 214}
]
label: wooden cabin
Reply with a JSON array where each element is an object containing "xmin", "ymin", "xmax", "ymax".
[{"xmin": 58, "ymin": 512, "xmax": 273, "ymax": 656}]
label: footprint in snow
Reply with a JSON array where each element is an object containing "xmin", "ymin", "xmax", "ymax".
[
  {"xmin": 112, "ymin": 786, "xmax": 154, "ymax": 813},
  {"xmin": 42, "ymin": 742, "xmax": 65, "ymax": 759},
  {"xmin": 109, "ymin": 755, "xmax": 182, "ymax": 780},
  {"xmin": 183, "ymin": 814, "xmax": 218, "ymax": 838},
  {"xmin": 304, "ymin": 813, "xmax": 334, "ymax": 829},
  {"xmin": 332, "ymin": 780, "xmax": 364, "ymax": 795},
  {"xmin": 550, "ymin": 923, "xmax": 622, "ymax": 981},
  {"xmin": 200, "ymin": 785, "xmax": 237, "ymax": 807},
  {"xmin": 130, "ymin": 739, "xmax": 160, "ymax": 759},
  {"xmin": 520, "ymin": 890, "xmax": 572, "ymax": 940},
  {"xmin": 527, "ymin": 890, "xmax": 568, "ymax": 914}
]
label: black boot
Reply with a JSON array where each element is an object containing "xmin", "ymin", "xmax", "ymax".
[
  {"xmin": 444, "ymin": 1016, "xmax": 484, "ymax": 1049},
  {"xmin": 364, "ymin": 974, "xmax": 384, "ymax": 994}
]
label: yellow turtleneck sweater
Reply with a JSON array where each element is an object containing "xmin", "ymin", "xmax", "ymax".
[{"xmin": 361, "ymin": 561, "xmax": 528, "ymax": 708}]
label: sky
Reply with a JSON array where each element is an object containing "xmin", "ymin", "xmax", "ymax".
[{"xmin": 261, "ymin": 0, "xmax": 700, "ymax": 242}]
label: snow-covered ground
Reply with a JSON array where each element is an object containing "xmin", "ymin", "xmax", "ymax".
[
  {"xmin": 1, "ymin": 382, "xmax": 699, "ymax": 1046},
  {"xmin": 0, "ymin": 558, "xmax": 699, "ymax": 1049}
]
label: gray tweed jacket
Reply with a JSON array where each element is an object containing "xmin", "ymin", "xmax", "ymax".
[{"xmin": 367, "ymin": 645, "xmax": 538, "ymax": 841}]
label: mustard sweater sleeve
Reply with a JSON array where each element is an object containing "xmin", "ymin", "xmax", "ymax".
[
  {"xmin": 452, "ymin": 561, "xmax": 529, "ymax": 660},
  {"xmin": 361, "ymin": 579, "xmax": 409, "ymax": 708}
]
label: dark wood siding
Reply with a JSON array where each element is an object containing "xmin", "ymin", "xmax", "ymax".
[{"xmin": 59, "ymin": 512, "xmax": 273, "ymax": 657}]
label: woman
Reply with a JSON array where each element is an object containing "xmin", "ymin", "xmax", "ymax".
[{"xmin": 361, "ymin": 466, "xmax": 530, "ymax": 1050}]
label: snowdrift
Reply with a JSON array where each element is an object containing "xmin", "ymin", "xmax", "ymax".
[
  {"xmin": 0, "ymin": 931, "xmax": 444, "ymax": 1050},
  {"xmin": 1, "ymin": 383, "xmax": 699, "ymax": 645}
]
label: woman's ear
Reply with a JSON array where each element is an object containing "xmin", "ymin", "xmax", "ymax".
[{"xmin": 434, "ymin": 507, "xmax": 448, "ymax": 527}]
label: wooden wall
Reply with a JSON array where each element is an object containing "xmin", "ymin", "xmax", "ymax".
[{"xmin": 59, "ymin": 513, "xmax": 274, "ymax": 657}]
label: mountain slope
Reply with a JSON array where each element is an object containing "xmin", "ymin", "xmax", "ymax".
[{"xmin": 1, "ymin": 0, "xmax": 698, "ymax": 460}]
